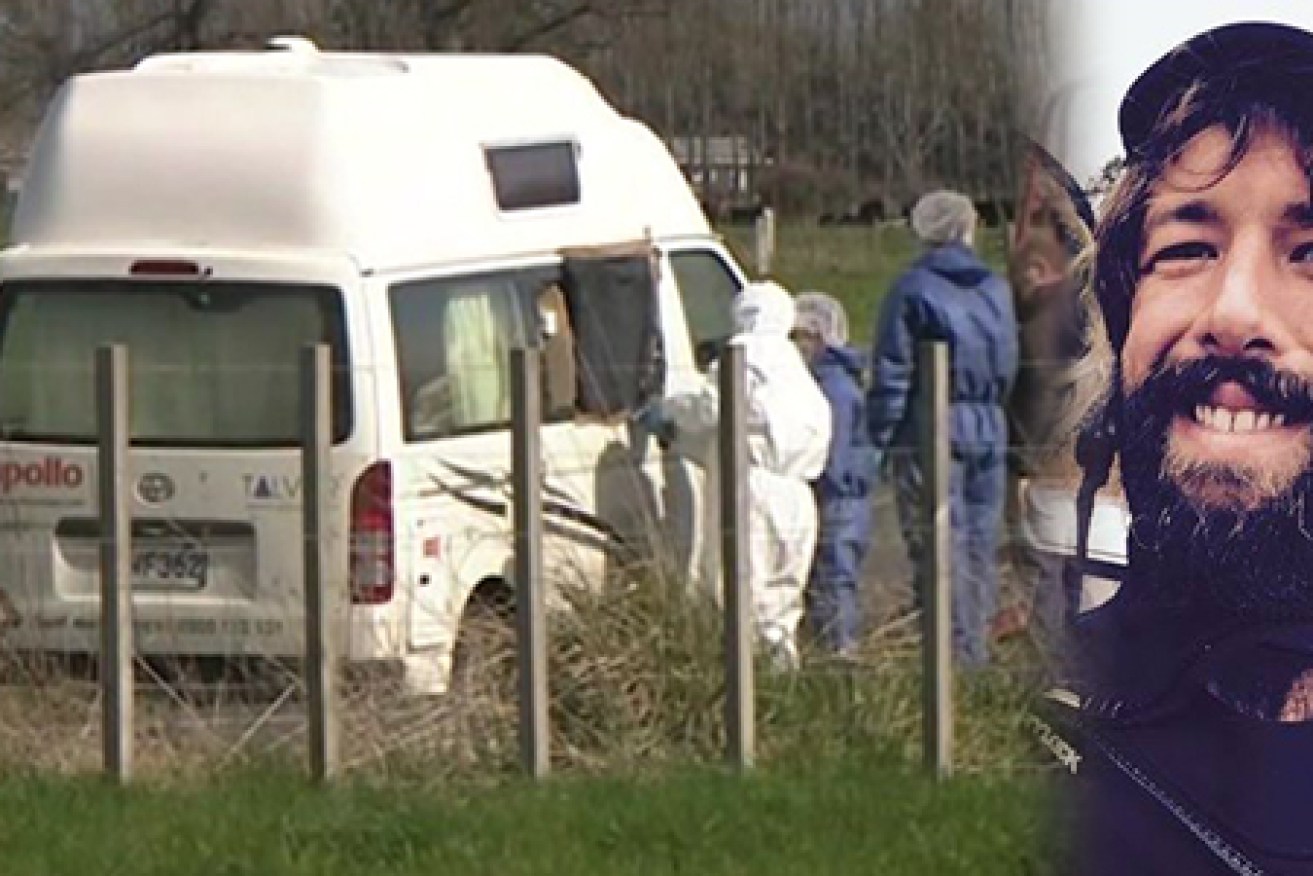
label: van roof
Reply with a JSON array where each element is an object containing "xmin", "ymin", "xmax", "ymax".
[{"xmin": 10, "ymin": 41, "xmax": 710, "ymax": 272}]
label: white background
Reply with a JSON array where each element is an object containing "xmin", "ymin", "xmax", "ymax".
[{"xmin": 1042, "ymin": 0, "xmax": 1313, "ymax": 189}]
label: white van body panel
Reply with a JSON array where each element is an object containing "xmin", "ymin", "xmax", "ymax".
[
  {"xmin": 0, "ymin": 250, "xmax": 378, "ymax": 657},
  {"xmin": 369, "ymin": 241, "xmax": 727, "ymax": 675},
  {"xmin": 0, "ymin": 44, "xmax": 737, "ymax": 693},
  {"xmin": 14, "ymin": 55, "xmax": 709, "ymax": 271}
]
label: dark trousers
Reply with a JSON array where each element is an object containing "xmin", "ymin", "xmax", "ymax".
[{"xmin": 893, "ymin": 444, "xmax": 1005, "ymax": 667}]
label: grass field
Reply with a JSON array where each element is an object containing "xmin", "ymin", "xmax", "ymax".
[
  {"xmin": 719, "ymin": 222, "xmax": 1012, "ymax": 346},
  {"xmin": 0, "ymin": 758, "xmax": 1059, "ymax": 875}
]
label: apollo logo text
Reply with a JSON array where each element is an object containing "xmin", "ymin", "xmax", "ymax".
[{"xmin": 0, "ymin": 458, "xmax": 86, "ymax": 494}]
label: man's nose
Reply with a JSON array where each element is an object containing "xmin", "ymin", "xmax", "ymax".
[{"xmin": 1198, "ymin": 243, "xmax": 1277, "ymax": 357}]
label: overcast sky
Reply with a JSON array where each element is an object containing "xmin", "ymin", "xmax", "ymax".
[{"xmin": 1042, "ymin": 0, "xmax": 1313, "ymax": 189}]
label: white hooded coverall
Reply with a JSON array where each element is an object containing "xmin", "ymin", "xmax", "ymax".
[{"xmin": 662, "ymin": 281, "xmax": 832, "ymax": 660}]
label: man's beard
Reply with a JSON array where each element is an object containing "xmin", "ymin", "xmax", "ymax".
[{"xmin": 1118, "ymin": 355, "xmax": 1313, "ymax": 619}]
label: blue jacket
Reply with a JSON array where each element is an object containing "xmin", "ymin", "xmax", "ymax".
[
  {"xmin": 810, "ymin": 345, "xmax": 872, "ymax": 501},
  {"xmin": 867, "ymin": 243, "xmax": 1018, "ymax": 456}
]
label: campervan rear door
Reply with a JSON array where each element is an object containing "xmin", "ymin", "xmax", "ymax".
[{"xmin": 0, "ymin": 252, "xmax": 374, "ymax": 657}]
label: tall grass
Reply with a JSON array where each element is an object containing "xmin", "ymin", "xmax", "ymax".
[
  {"xmin": 329, "ymin": 558, "xmax": 1050, "ymax": 784},
  {"xmin": 0, "ymin": 555, "xmax": 1050, "ymax": 781}
]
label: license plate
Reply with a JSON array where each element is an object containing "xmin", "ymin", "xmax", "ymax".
[{"xmin": 131, "ymin": 545, "xmax": 208, "ymax": 591}]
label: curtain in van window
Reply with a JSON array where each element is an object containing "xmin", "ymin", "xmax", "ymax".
[
  {"xmin": 445, "ymin": 290, "xmax": 508, "ymax": 428},
  {"xmin": 398, "ymin": 274, "xmax": 537, "ymax": 440}
]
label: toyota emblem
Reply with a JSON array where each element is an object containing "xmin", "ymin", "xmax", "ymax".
[{"xmin": 136, "ymin": 472, "xmax": 176, "ymax": 505}]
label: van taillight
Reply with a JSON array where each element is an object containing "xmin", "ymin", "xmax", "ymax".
[{"xmin": 349, "ymin": 461, "xmax": 394, "ymax": 605}]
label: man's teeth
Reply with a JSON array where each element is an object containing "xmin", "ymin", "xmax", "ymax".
[{"xmin": 1193, "ymin": 406, "xmax": 1286, "ymax": 431}]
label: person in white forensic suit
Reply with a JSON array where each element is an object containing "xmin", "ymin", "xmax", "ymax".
[{"xmin": 640, "ymin": 280, "xmax": 831, "ymax": 668}]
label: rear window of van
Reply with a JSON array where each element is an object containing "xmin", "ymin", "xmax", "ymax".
[{"xmin": 0, "ymin": 280, "xmax": 351, "ymax": 447}]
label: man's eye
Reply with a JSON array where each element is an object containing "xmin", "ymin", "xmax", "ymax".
[
  {"xmin": 1292, "ymin": 242, "xmax": 1313, "ymax": 263},
  {"xmin": 1141, "ymin": 241, "xmax": 1217, "ymax": 274}
]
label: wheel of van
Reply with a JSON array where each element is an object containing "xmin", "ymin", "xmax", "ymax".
[
  {"xmin": 446, "ymin": 587, "xmax": 519, "ymax": 765},
  {"xmin": 449, "ymin": 587, "xmax": 517, "ymax": 705}
]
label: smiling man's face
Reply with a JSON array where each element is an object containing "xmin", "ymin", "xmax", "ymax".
[{"xmin": 1121, "ymin": 124, "xmax": 1313, "ymax": 513}]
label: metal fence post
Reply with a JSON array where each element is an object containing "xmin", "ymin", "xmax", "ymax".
[
  {"xmin": 96, "ymin": 344, "xmax": 133, "ymax": 783},
  {"xmin": 302, "ymin": 343, "xmax": 339, "ymax": 781},
  {"xmin": 511, "ymin": 346, "xmax": 549, "ymax": 779},
  {"xmin": 719, "ymin": 344, "xmax": 753, "ymax": 770},
  {"xmin": 754, "ymin": 207, "xmax": 776, "ymax": 276},
  {"xmin": 919, "ymin": 341, "xmax": 953, "ymax": 779}
]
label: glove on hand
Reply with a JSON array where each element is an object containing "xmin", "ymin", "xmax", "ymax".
[{"xmin": 634, "ymin": 402, "xmax": 677, "ymax": 448}]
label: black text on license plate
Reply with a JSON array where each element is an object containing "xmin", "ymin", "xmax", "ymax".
[{"xmin": 131, "ymin": 546, "xmax": 208, "ymax": 590}]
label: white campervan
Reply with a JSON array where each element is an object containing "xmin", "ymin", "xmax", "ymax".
[{"xmin": 0, "ymin": 39, "xmax": 746, "ymax": 693}]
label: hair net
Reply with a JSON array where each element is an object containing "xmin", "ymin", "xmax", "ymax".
[
  {"xmin": 793, "ymin": 292, "xmax": 849, "ymax": 347},
  {"xmin": 910, "ymin": 190, "xmax": 977, "ymax": 245}
]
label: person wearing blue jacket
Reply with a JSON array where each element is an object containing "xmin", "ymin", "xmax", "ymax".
[
  {"xmin": 868, "ymin": 190, "xmax": 1018, "ymax": 667},
  {"xmin": 792, "ymin": 292, "xmax": 874, "ymax": 657}
]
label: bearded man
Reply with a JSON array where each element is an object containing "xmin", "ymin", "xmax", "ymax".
[{"xmin": 1037, "ymin": 20, "xmax": 1313, "ymax": 875}]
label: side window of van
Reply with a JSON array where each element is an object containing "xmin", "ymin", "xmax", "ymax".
[
  {"xmin": 390, "ymin": 266, "xmax": 568, "ymax": 441},
  {"xmin": 668, "ymin": 250, "xmax": 740, "ymax": 372}
]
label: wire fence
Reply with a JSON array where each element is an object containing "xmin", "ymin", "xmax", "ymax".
[{"xmin": 0, "ymin": 340, "xmax": 1072, "ymax": 784}]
